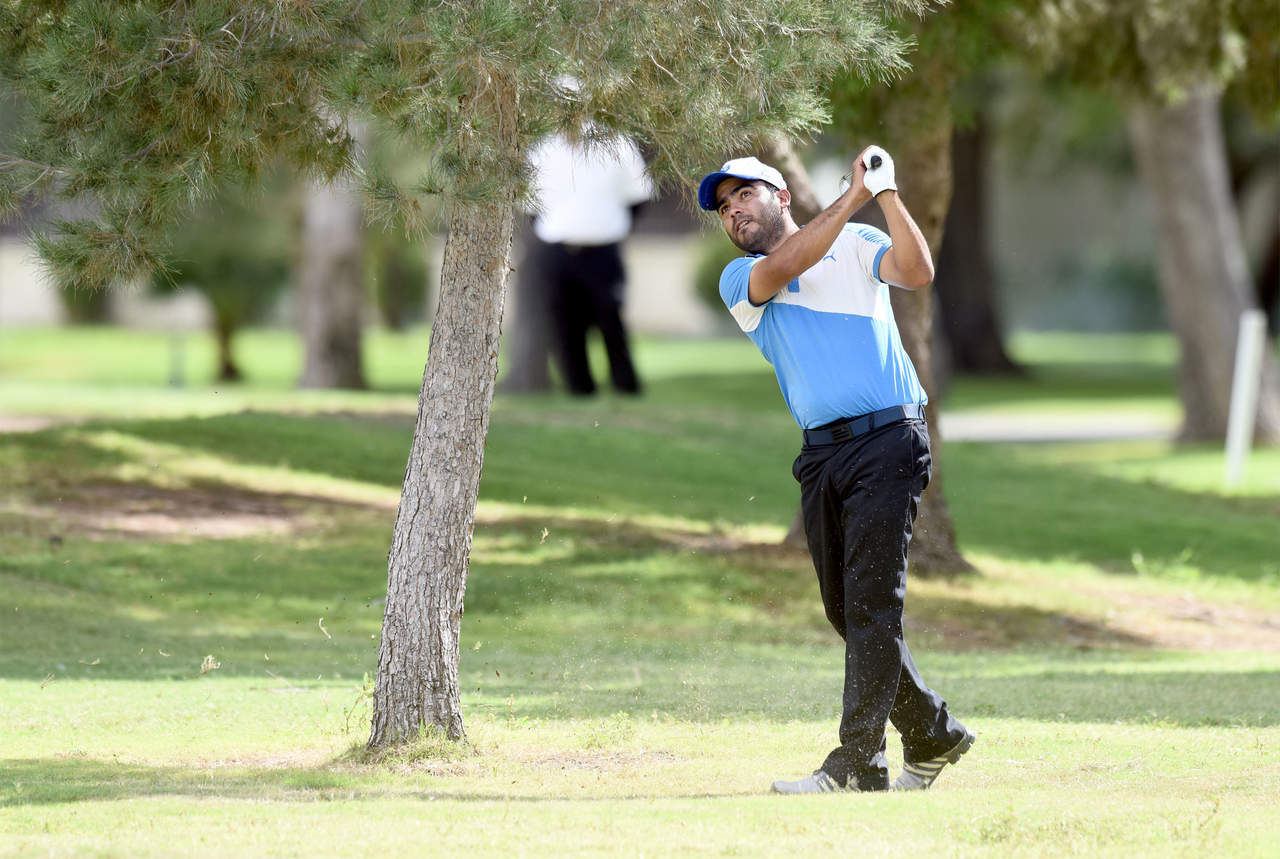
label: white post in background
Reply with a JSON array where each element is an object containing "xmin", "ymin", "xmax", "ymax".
[
  {"xmin": 168, "ymin": 332, "xmax": 185, "ymax": 388},
  {"xmin": 1224, "ymin": 309, "xmax": 1267, "ymax": 489}
]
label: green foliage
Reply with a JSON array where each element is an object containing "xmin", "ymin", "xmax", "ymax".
[
  {"xmin": 56, "ymin": 283, "xmax": 112, "ymax": 323},
  {"xmin": 825, "ymin": 0, "xmax": 1039, "ymax": 137},
  {"xmin": 360, "ymin": 122, "xmax": 437, "ymax": 328},
  {"xmin": 1, "ymin": 0, "xmax": 926, "ymax": 287},
  {"xmin": 994, "ymin": 69, "xmax": 1133, "ymax": 174},
  {"xmin": 1227, "ymin": 0, "xmax": 1280, "ymax": 119},
  {"xmin": 1023, "ymin": 0, "xmax": 1279, "ymax": 109},
  {"xmin": 0, "ymin": 0, "xmax": 361, "ymax": 287},
  {"xmin": 366, "ymin": 228, "xmax": 432, "ymax": 330},
  {"xmin": 154, "ymin": 175, "xmax": 294, "ymax": 326}
]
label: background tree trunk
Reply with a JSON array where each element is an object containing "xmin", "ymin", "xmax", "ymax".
[
  {"xmin": 764, "ymin": 133, "xmax": 870, "ymax": 552},
  {"xmin": 760, "ymin": 135, "xmax": 823, "ymax": 224},
  {"xmin": 934, "ymin": 111, "xmax": 1021, "ymax": 376},
  {"xmin": 297, "ymin": 129, "xmax": 367, "ymax": 390},
  {"xmin": 1126, "ymin": 88, "xmax": 1280, "ymax": 443},
  {"xmin": 368, "ymin": 77, "xmax": 519, "ymax": 749},
  {"xmin": 760, "ymin": 136, "xmax": 823, "ymax": 551},
  {"xmin": 880, "ymin": 91, "xmax": 973, "ymax": 576},
  {"xmin": 497, "ymin": 216, "xmax": 554, "ymax": 393},
  {"xmin": 1257, "ymin": 217, "xmax": 1279, "ymax": 336},
  {"xmin": 213, "ymin": 312, "xmax": 240, "ymax": 382}
]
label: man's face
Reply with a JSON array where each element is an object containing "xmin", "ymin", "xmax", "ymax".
[{"xmin": 715, "ymin": 179, "xmax": 787, "ymax": 254}]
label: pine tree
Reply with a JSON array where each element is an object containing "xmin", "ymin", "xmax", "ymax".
[{"xmin": 1, "ymin": 0, "xmax": 923, "ymax": 748}]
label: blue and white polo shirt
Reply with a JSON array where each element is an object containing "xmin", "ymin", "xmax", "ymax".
[{"xmin": 719, "ymin": 223, "xmax": 927, "ymax": 430}]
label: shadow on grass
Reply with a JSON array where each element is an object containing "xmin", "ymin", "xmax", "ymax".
[
  {"xmin": 0, "ymin": 757, "xmax": 756, "ymax": 808},
  {"xmin": 0, "ymin": 503, "xmax": 1205, "ymax": 682},
  {"xmin": 103, "ymin": 408, "xmax": 801, "ymax": 525},
  {"xmin": 32, "ymin": 408, "xmax": 1278, "ymax": 586},
  {"xmin": 0, "ymin": 757, "xmax": 358, "ymax": 807}
]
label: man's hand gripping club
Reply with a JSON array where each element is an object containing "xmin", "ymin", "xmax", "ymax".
[{"xmin": 747, "ymin": 145, "xmax": 931, "ymax": 305}]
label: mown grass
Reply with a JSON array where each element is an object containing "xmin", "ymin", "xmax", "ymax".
[{"xmin": 1, "ymin": 327, "xmax": 1278, "ymax": 857}]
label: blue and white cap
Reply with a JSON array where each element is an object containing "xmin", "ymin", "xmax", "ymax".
[{"xmin": 698, "ymin": 157, "xmax": 787, "ymax": 211}]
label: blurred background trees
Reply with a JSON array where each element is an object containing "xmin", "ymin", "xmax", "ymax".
[
  {"xmin": 153, "ymin": 172, "xmax": 293, "ymax": 382},
  {"xmin": 1026, "ymin": 0, "xmax": 1280, "ymax": 442}
]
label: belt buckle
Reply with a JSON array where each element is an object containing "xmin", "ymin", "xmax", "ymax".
[{"xmin": 828, "ymin": 422, "xmax": 854, "ymax": 444}]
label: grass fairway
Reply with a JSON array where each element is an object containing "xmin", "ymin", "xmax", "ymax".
[{"xmin": 1, "ymin": 328, "xmax": 1278, "ymax": 857}]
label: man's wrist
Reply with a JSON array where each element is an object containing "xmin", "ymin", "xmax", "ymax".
[{"xmin": 840, "ymin": 184, "xmax": 872, "ymax": 213}]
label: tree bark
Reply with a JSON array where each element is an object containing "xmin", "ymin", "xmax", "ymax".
[
  {"xmin": 759, "ymin": 136, "xmax": 823, "ymax": 551},
  {"xmin": 934, "ymin": 114, "xmax": 1021, "ymax": 376},
  {"xmin": 297, "ymin": 128, "xmax": 367, "ymax": 390},
  {"xmin": 1126, "ymin": 88, "xmax": 1280, "ymax": 443},
  {"xmin": 368, "ymin": 76, "xmax": 519, "ymax": 749}
]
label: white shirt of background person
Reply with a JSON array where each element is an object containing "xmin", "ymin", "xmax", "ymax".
[{"xmin": 527, "ymin": 131, "xmax": 654, "ymax": 247}]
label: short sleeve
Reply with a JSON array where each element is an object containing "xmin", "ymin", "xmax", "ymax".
[
  {"xmin": 850, "ymin": 225, "xmax": 892, "ymax": 284},
  {"xmin": 719, "ymin": 256, "xmax": 765, "ymax": 333}
]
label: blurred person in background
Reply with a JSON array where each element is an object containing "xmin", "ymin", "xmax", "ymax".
[{"xmin": 524, "ymin": 127, "xmax": 653, "ymax": 396}]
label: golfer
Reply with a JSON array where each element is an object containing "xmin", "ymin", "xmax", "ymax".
[{"xmin": 698, "ymin": 146, "xmax": 974, "ymax": 793}]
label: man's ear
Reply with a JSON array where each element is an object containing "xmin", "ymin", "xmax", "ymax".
[{"xmin": 775, "ymin": 187, "xmax": 791, "ymax": 212}]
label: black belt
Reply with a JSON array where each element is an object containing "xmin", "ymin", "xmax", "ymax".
[
  {"xmin": 554, "ymin": 241, "xmax": 604, "ymax": 254},
  {"xmin": 802, "ymin": 404, "xmax": 925, "ymax": 446}
]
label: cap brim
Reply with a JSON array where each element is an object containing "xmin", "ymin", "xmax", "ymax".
[{"xmin": 697, "ymin": 171, "xmax": 736, "ymax": 211}]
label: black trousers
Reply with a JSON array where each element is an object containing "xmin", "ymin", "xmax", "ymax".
[
  {"xmin": 793, "ymin": 417, "xmax": 966, "ymax": 790},
  {"xmin": 531, "ymin": 239, "xmax": 640, "ymax": 395}
]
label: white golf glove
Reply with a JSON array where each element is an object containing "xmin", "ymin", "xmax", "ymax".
[{"xmin": 862, "ymin": 146, "xmax": 896, "ymax": 197}]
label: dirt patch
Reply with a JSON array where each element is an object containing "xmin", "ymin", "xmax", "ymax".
[
  {"xmin": 907, "ymin": 573, "xmax": 1280, "ymax": 653},
  {"xmin": 905, "ymin": 610, "xmax": 1156, "ymax": 652},
  {"xmin": 521, "ymin": 749, "xmax": 683, "ymax": 773},
  {"xmin": 29, "ymin": 482, "xmax": 389, "ymax": 541},
  {"xmin": 198, "ymin": 751, "xmax": 332, "ymax": 770},
  {"xmin": 1086, "ymin": 586, "xmax": 1280, "ymax": 652},
  {"xmin": 0, "ymin": 415, "xmax": 68, "ymax": 433}
]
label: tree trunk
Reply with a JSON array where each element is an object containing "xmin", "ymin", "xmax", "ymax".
[
  {"xmin": 760, "ymin": 134, "xmax": 823, "ymax": 224},
  {"xmin": 1255, "ymin": 202, "xmax": 1279, "ymax": 336},
  {"xmin": 880, "ymin": 94, "xmax": 973, "ymax": 576},
  {"xmin": 1127, "ymin": 88, "xmax": 1280, "ymax": 443},
  {"xmin": 496, "ymin": 216, "xmax": 553, "ymax": 393},
  {"xmin": 368, "ymin": 77, "xmax": 519, "ymax": 749},
  {"xmin": 297, "ymin": 128, "xmax": 367, "ymax": 390},
  {"xmin": 759, "ymin": 136, "xmax": 824, "ymax": 550},
  {"xmin": 934, "ymin": 113, "xmax": 1021, "ymax": 376},
  {"xmin": 213, "ymin": 311, "xmax": 241, "ymax": 382}
]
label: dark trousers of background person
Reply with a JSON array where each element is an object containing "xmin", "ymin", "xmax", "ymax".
[
  {"xmin": 793, "ymin": 417, "xmax": 967, "ymax": 790},
  {"xmin": 532, "ymin": 238, "xmax": 641, "ymax": 395}
]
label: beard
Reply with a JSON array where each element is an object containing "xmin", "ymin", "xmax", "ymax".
[{"xmin": 730, "ymin": 198, "xmax": 787, "ymax": 254}]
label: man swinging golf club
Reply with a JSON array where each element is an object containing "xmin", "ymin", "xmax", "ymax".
[{"xmin": 698, "ymin": 146, "xmax": 974, "ymax": 792}]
